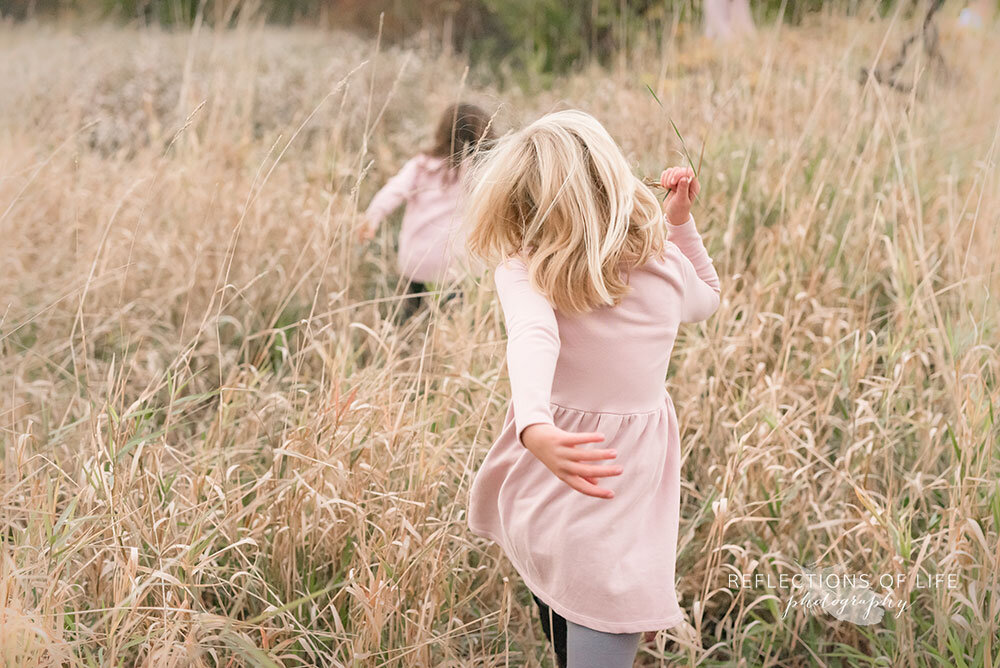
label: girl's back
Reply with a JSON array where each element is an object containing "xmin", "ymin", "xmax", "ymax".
[
  {"xmin": 365, "ymin": 154, "xmax": 463, "ymax": 283},
  {"xmin": 361, "ymin": 103, "xmax": 495, "ymax": 286},
  {"xmin": 539, "ymin": 221, "xmax": 718, "ymax": 414}
]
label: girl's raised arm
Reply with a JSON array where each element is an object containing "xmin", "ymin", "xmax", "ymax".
[
  {"xmin": 363, "ymin": 157, "xmax": 420, "ymax": 231},
  {"xmin": 494, "ymin": 259, "xmax": 560, "ymax": 444},
  {"xmin": 669, "ymin": 216, "xmax": 721, "ymax": 323}
]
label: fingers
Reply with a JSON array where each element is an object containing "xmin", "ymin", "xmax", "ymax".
[
  {"xmin": 661, "ymin": 167, "xmax": 695, "ymax": 190},
  {"xmin": 560, "ymin": 431, "xmax": 605, "ymax": 447},
  {"xmin": 564, "ymin": 475, "xmax": 615, "ymax": 499},
  {"xmin": 678, "ymin": 176, "xmax": 698, "ymax": 203},
  {"xmin": 564, "ymin": 447, "xmax": 617, "ymax": 462},
  {"xmin": 660, "ymin": 168, "xmax": 673, "ymax": 190},
  {"xmin": 565, "ymin": 461, "xmax": 623, "ymax": 479},
  {"xmin": 675, "ymin": 176, "xmax": 690, "ymax": 200}
]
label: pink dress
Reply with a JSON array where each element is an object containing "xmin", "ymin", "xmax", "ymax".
[
  {"xmin": 364, "ymin": 154, "xmax": 464, "ymax": 284},
  {"xmin": 468, "ymin": 216, "xmax": 720, "ymax": 634}
]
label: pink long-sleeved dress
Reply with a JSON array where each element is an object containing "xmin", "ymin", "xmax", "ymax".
[
  {"xmin": 364, "ymin": 154, "xmax": 464, "ymax": 284},
  {"xmin": 468, "ymin": 216, "xmax": 720, "ymax": 634}
]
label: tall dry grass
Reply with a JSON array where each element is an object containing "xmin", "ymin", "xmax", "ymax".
[{"xmin": 1, "ymin": 9, "xmax": 998, "ymax": 667}]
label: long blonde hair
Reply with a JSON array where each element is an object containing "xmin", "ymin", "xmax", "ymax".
[{"xmin": 465, "ymin": 110, "xmax": 665, "ymax": 314}]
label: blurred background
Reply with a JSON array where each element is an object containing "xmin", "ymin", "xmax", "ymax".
[{"xmin": 1, "ymin": 0, "xmax": 907, "ymax": 73}]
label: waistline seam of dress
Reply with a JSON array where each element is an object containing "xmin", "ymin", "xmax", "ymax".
[{"xmin": 549, "ymin": 399, "xmax": 670, "ymax": 417}]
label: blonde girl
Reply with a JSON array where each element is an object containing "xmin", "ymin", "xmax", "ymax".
[{"xmin": 466, "ymin": 110, "xmax": 720, "ymax": 667}]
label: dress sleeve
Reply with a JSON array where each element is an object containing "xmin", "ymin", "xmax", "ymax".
[
  {"xmin": 494, "ymin": 259, "xmax": 560, "ymax": 444},
  {"xmin": 363, "ymin": 157, "xmax": 420, "ymax": 230},
  {"xmin": 668, "ymin": 215, "xmax": 721, "ymax": 323}
]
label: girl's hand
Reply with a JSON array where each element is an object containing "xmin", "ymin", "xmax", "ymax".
[
  {"xmin": 660, "ymin": 166, "xmax": 700, "ymax": 226},
  {"xmin": 357, "ymin": 219, "xmax": 376, "ymax": 243},
  {"xmin": 520, "ymin": 423, "xmax": 621, "ymax": 499}
]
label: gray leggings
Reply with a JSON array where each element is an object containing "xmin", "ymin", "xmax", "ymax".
[
  {"xmin": 533, "ymin": 594, "xmax": 640, "ymax": 667},
  {"xmin": 567, "ymin": 620, "xmax": 640, "ymax": 667}
]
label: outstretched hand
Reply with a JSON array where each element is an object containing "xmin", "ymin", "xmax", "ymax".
[
  {"xmin": 660, "ymin": 166, "xmax": 700, "ymax": 226},
  {"xmin": 357, "ymin": 221, "xmax": 376, "ymax": 243},
  {"xmin": 520, "ymin": 423, "xmax": 621, "ymax": 499}
]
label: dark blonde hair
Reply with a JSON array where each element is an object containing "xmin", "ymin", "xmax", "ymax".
[
  {"xmin": 466, "ymin": 110, "xmax": 665, "ymax": 315},
  {"xmin": 427, "ymin": 103, "xmax": 496, "ymax": 171}
]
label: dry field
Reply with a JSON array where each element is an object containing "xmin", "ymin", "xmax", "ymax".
[{"xmin": 1, "ymin": 10, "xmax": 999, "ymax": 667}]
